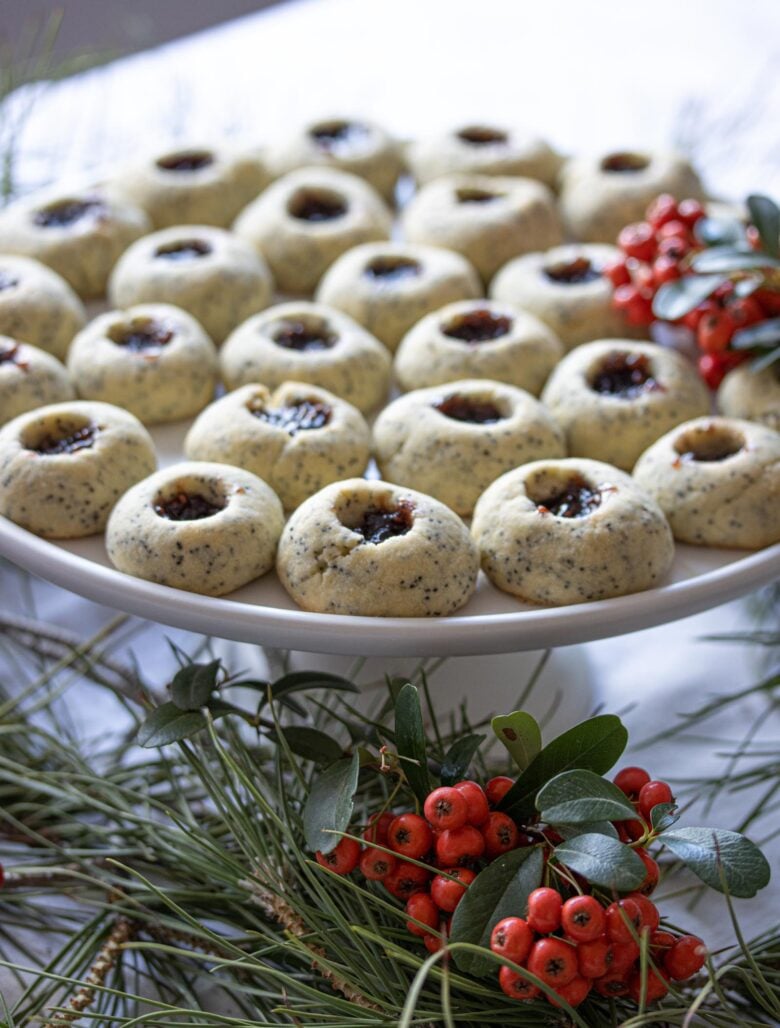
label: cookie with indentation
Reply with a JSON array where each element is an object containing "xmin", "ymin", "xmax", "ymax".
[
  {"xmin": 266, "ymin": 118, "xmax": 405, "ymax": 203},
  {"xmin": 0, "ymin": 400, "xmax": 156, "ymax": 538},
  {"xmin": 401, "ymin": 173, "xmax": 562, "ymax": 283},
  {"xmin": 109, "ymin": 143, "xmax": 270, "ymax": 228},
  {"xmin": 541, "ymin": 340, "xmax": 710, "ymax": 470},
  {"xmin": 490, "ymin": 243, "xmax": 645, "ymax": 350},
  {"xmin": 0, "ymin": 255, "xmax": 86, "ymax": 360},
  {"xmin": 374, "ymin": 379, "xmax": 565, "ymax": 515},
  {"xmin": 633, "ymin": 417, "xmax": 780, "ymax": 549},
  {"xmin": 220, "ymin": 302, "xmax": 391, "ymax": 413},
  {"xmin": 0, "ymin": 337, "xmax": 74, "ymax": 426},
  {"xmin": 407, "ymin": 124, "xmax": 562, "ymax": 189},
  {"xmin": 276, "ymin": 478, "xmax": 479, "ymax": 617},
  {"xmin": 472, "ymin": 457, "xmax": 674, "ymax": 606},
  {"xmin": 394, "ymin": 299, "xmax": 563, "ymax": 397},
  {"xmin": 108, "ymin": 225, "xmax": 273, "ymax": 345},
  {"xmin": 717, "ymin": 363, "xmax": 780, "ymax": 432},
  {"xmin": 559, "ymin": 150, "xmax": 704, "ymax": 243},
  {"xmin": 233, "ymin": 166, "xmax": 391, "ymax": 294},
  {"xmin": 67, "ymin": 303, "xmax": 218, "ymax": 425},
  {"xmin": 106, "ymin": 461, "xmax": 283, "ymax": 596},
  {"xmin": 184, "ymin": 381, "xmax": 369, "ymax": 510},
  {"xmin": 0, "ymin": 188, "xmax": 150, "ymax": 299},
  {"xmin": 316, "ymin": 242, "xmax": 482, "ymax": 351}
]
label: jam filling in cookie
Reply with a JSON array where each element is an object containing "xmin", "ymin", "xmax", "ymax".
[
  {"xmin": 363, "ymin": 255, "xmax": 422, "ymax": 282},
  {"xmin": 287, "ymin": 187, "xmax": 348, "ymax": 222},
  {"xmin": 435, "ymin": 393, "xmax": 504, "ymax": 424},
  {"xmin": 544, "ymin": 256, "xmax": 601, "ymax": 285},
  {"xmin": 674, "ymin": 424, "xmax": 745, "ymax": 464},
  {"xmin": 352, "ymin": 501, "xmax": 414, "ymax": 544},
  {"xmin": 0, "ymin": 271, "xmax": 19, "ymax": 291},
  {"xmin": 33, "ymin": 198, "xmax": 105, "ymax": 228},
  {"xmin": 455, "ymin": 187, "xmax": 503, "ymax": 205},
  {"xmin": 0, "ymin": 342, "xmax": 22, "ymax": 365},
  {"xmin": 154, "ymin": 238, "xmax": 212, "ymax": 261},
  {"xmin": 309, "ymin": 119, "xmax": 370, "ymax": 153},
  {"xmin": 590, "ymin": 352, "xmax": 660, "ymax": 399},
  {"xmin": 600, "ymin": 152, "xmax": 650, "ymax": 174},
  {"xmin": 154, "ymin": 490, "xmax": 226, "ymax": 521},
  {"xmin": 442, "ymin": 309, "xmax": 512, "ymax": 342},
  {"xmin": 456, "ymin": 125, "xmax": 509, "ymax": 146},
  {"xmin": 272, "ymin": 318, "xmax": 338, "ymax": 351},
  {"xmin": 32, "ymin": 423, "xmax": 97, "ymax": 456},
  {"xmin": 156, "ymin": 150, "xmax": 214, "ymax": 171},
  {"xmin": 108, "ymin": 317, "xmax": 174, "ymax": 354},
  {"xmin": 249, "ymin": 397, "xmax": 332, "ymax": 434},
  {"xmin": 534, "ymin": 474, "xmax": 602, "ymax": 518}
]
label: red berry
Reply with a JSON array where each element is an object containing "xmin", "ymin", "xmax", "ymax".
[
  {"xmin": 755, "ymin": 288, "xmax": 780, "ymax": 316},
  {"xmin": 603, "ymin": 256, "xmax": 631, "ymax": 287},
  {"xmin": 527, "ymin": 937, "xmax": 577, "ymax": 987},
  {"xmin": 638, "ymin": 781, "xmax": 674, "ymax": 823},
  {"xmin": 435, "ymin": 824, "xmax": 485, "ymax": 866},
  {"xmin": 430, "ymin": 867, "xmax": 475, "ymax": 912},
  {"xmin": 316, "ymin": 837, "xmax": 361, "ymax": 875},
  {"xmin": 650, "ymin": 929, "xmax": 677, "ymax": 952},
  {"xmin": 424, "ymin": 933, "xmax": 443, "ymax": 953},
  {"xmin": 548, "ymin": 974, "xmax": 591, "ymax": 1008},
  {"xmin": 406, "ymin": 892, "xmax": 439, "ymax": 937},
  {"xmin": 594, "ymin": 971, "xmax": 630, "ymax": 997},
  {"xmin": 561, "ymin": 895, "xmax": 606, "ymax": 942},
  {"xmin": 527, "ymin": 887, "xmax": 563, "ymax": 934},
  {"xmin": 482, "ymin": 811, "xmax": 520, "ymax": 858},
  {"xmin": 453, "ymin": 780, "xmax": 490, "ymax": 826},
  {"xmin": 657, "ymin": 234, "xmax": 690, "ymax": 260},
  {"xmin": 498, "ymin": 965, "xmax": 540, "ymax": 1001},
  {"xmin": 725, "ymin": 295, "xmax": 764, "ymax": 328},
  {"xmin": 359, "ymin": 846, "xmax": 397, "ymax": 881},
  {"xmin": 665, "ymin": 935, "xmax": 707, "ymax": 980},
  {"xmin": 682, "ymin": 298, "xmax": 717, "ymax": 331},
  {"xmin": 383, "ymin": 860, "xmax": 431, "ymax": 899},
  {"xmin": 657, "ymin": 219, "xmax": 691, "ymax": 244},
  {"xmin": 490, "ymin": 917, "xmax": 534, "ymax": 964},
  {"xmin": 578, "ymin": 937, "xmax": 610, "ymax": 978},
  {"xmin": 424, "ymin": 787, "xmax": 469, "ymax": 831},
  {"xmin": 629, "ymin": 966, "xmax": 669, "ymax": 1003},
  {"xmin": 698, "ymin": 351, "xmax": 747, "ymax": 390},
  {"xmin": 678, "ymin": 198, "xmax": 705, "ymax": 229},
  {"xmin": 627, "ymin": 892, "xmax": 660, "ymax": 932},
  {"xmin": 618, "ymin": 221, "xmax": 656, "ymax": 262},
  {"xmin": 608, "ymin": 939, "xmax": 640, "ymax": 974},
  {"xmin": 653, "ymin": 255, "xmax": 682, "ymax": 286},
  {"xmin": 613, "ymin": 766, "xmax": 651, "ymax": 799},
  {"xmin": 646, "ymin": 194, "xmax": 679, "ymax": 230},
  {"xmin": 613, "ymin": 283, "xmax": 654, "ymax": 326},
  {"xmin": 606, "ymin": 898, "xmax": 642, "ymax": 944},
  {"xmin": 635, "ymin": 850, "xmax": 660, "ymax": 895},
  {"xmin": 485, "ymin": 776, "xmax": 514, "ymax": 807},
  {"xmin": 697, "ymin": 310, "xmax": 735, "ymax": 354},
  {"xmin": 627, "ymin": 258, "xmax": 656, "ymax": 294},
  {"xmin": 363, "ymin": 811, "xmax": 394, "ymax": 844},
  {"xmin": 387, "ymin": 813, "xmax": 433, "ymax": 860}
]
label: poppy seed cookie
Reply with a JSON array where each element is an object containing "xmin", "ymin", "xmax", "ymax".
[
  {"xmin": 277, "ymin": 478, "xmax": 479, "ymax": 617},
  {"xmin": 472, "ymin": 457, "xmax": 674, "ymax": 606},
  {"xmin": 0, "ymin": 255, "xmax": 86, "ymax": 360},
  {"xmin": 0, "ymin": 337, "xmax": 74, "ymax": 425},
  {"xmin": 717, "ymin": 362, "xmax": 780, "ymax": 432}
]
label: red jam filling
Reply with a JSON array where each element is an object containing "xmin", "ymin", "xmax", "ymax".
[
  {"xmin": 600, "ymin": 152, "xmax": 650, "ymax": 173},
  {"xmin": 156, "ymin": 150, "xmax": 214, "ymax": 171},
  {"xmin": 272, "ymin": 319, "xmax": 337, "ymax": 351},
  {"xmin": 108, "ymin": 319, "xmax": 174, "ymax": 353},
  {"xmin": 33, "ymin": 424, "xmax": 96, "ymax": 456},
  {"xmin": 536, "ymin": 475, "xmax": 602, "ymax": 518},
  {"xmin": 154, "ymin": 239, "xmax": 212, "ymax": 260},
  {"xmin": 354, "ymin": 502, "xmax": 414, "ymax": 544},
  {"xmin": 309, "ymin": 120, "xmax": 371, "ymax": 152},
  {"xmin": 288, "ymin": 188, "xmax": 348, "ymax": 222},
  {"xmin": 442, "ymin": 309, "xmax": 512, "ymax": 342},
  {"xmin": 364, "ymin": 256, "xmax": 422, "ymax": 282},
  {"xmin": 590, "ymin": 353, "xmax": 660, "ymax": 399},
  {"xmin": 250, "ymin": 399, "xmax": 332, "ymax": 434},
  {"xmin": 435, "ymin": 394, "xmax": 503, "ymax": 424},
  {"xmin": 154, "ymin": 491, "xmax": 225, "ymax": 521},
  {"xmin": 457, "ymin": 126, "xmax": 509, "ymax": 146},
  {"xmin": 33, "ymin": 198, "xmax": 105, "ymax": 228},
  {"xmin": 544, "ymin": 257, "xmax": 601, "ymax": 285}
]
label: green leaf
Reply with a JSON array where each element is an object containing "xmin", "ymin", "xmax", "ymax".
[
  {"xmin": 692, "ymin": 248, "xmax": 780, "ymax": 273},
  {"xmin": 500, "ymin": 715, "xmax": 628, "ymax": 823},
  {"xmin": 491, "ymin": 712, "xmax": 542, "ymax": 772},
  {"xmin": 303, "ymin": 753, "xmax": 360, "ymax": 854},
  {"xmin": 651, "ymin": 802, "xmax": 680, "ymax": 833},
  {"xmin": 557, "ymin": 821, "xmax": 619, "ymax": 841},
  {"xmin": 659, "ymin": 827, "xmax": 771, "ymax": 898},
  {"xmin": 449, "ymin": 846, "xmax": 544, "ymax": 976},
  {"xmin": 652, "ymin": 274, "xmax": 725, "ymax": 320},
  {"xmin": 440, "ymin": 733, "xmax": 485, "ymax": 786},
  {"xmin": 394, "ymin": 683, "xmax": 430, "ymax": 804},
  {"xmin": 553, "ymin": 834, "xmax": 647, "ymax": 891},
  {"xmin": 207, "ymin": 698, "xmax": 246, "ymax": 721},
  {"xmin": 695, "ymin": 216, "xmax": 746, "ymax": 248},
  {"xmin": 170, "ymin": 660, "xmax": 221, "ymax": 710},
  {"xmin": 747, "ymin": 194, "xmax": 780, "ymax": 258},
  {"xmin": 537, "ymin": 769, "xmax": 637, "ymax": 825},
  {"xmin": 137, "ymin": 703, "xmax": 207, "ymax": 748},
  {"xmin": 731, "ymin": 318, "xmax": 780, "ymax": 350},
  {"xmin": 274, "ymin": 726, "xmax": 343, "ymax": 766},
  {"xmin": 259, "ymin": 670, "xmax": 359, "ymax": 711},
  {"xmin": 735, "ymin": 275, "xmax": 762, "ymax": 297}
]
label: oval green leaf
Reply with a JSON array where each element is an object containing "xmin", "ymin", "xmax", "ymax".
[
  {"xmin": 394, "ymin": 683, "xmax": 430, "ymax": 804},
  {"xmin": 652, "ymin": 274, "xmax": 725, "ymax": 320},
  {"xmin": 537, "ymin": 769, "xmax": 637, "ymax": 824},
  {"xmin": 747, "ymin": 194, "xmax": 780, "ymax": 258},
  {"xmin": 553, "ymin": 834, "xmax": 647, "ymax": 891},
  {"xmin": 259, "ymin": 670, "xmax": 359, "ymax": 710},
  {"xmin": 659, "ymin": 827, "xmax": 771, "ymax": 898},
  {"xmin": 170, "ymin": 659, "xmax": 221, "ymax": 710},
  {"xmin": 491, "ymin": 712, "xmax": 542, "ymax": 772},
  {"xmin": 440, "ymin": 733, "xmax": 485, "ymax": 786},
  {"xmin": 303, "ymin": 752, "xmax": 360, "ymax": 855},
  {"xmin": 692, "ymin": 249, "xmax": 780, "ymax": 273},
  {"xmin": 275, "ymin": 726, "xmax": 344, "ymax": 766},
  {"xmin": 137, "ymin": 702, "xmax": 207, "ymax": 748},
  {"xmin": 731, "ymin": 318, "xmax": 780, "ymax": 350}
]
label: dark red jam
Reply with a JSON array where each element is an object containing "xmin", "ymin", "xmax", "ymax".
[
  {"xmin": 272, "ymin": 319, "xmax": 337, "ymax": 351},
  {"xmin": 288, "ymin": 188, "xmax": 347, "ymax": 222},
  {"xmin": 0, "ymin": 343, "xmax": 21, "ymax": 365},
  {"xmin": 108, "ymin": 319, "xmax": 174, "ymax": 353},
  {"xmin": 600, "ymin": 152, "xmax": 649, "ymax": 173},
  {"xmin": 155, "ymin": 239, "xmax": 212, "ymax": 261},
  {"xmin": 309, "ymin": 120, "xmax": 370, "ymax": 152},
  {"xmin": 536, "ymin": 476, "xmax": 601, "ymax": 518},
  {"xmin": 154, "ymin": 492, "xmax": 225, "ymax": 521},
  {"xmin": 33, "ymin": 198, "xmax": 105, "ymax": 228},
  {"xmin": 363, "ymin": 256, "xmax": 422, "ymax": 282},
  {"xmin": 544, "ymin": 257, "xmax": 601, "ymax": 285},
  {"xmin": 156, "ymin": 150, "xmax": 214, "ymax": 171},
  {"xmin": 33, "ymin": 424, "xmax": 96, "ymax": 456},
  {"xmin": 590, "ymin": 353, "xmax": 660, "ymax": 399},
  {"xmin": 0, "ymin": 271, "xmax": 19, "ymax": 291},
  {"xmin": 442, "ymin": 309, "xmax": 512, "ymax": 342},
  {"xmin": 435, "ymin": 394, "xmax": 503, "ymax": 424},
  {"xmin": 456, "ymin": 187, "xmax": 502, "ymax": 205},
  {"xmin": 250, "ymin": 399, "xmax": 332, "ymax": 434},
  {"xmin": 457, "ymin": 125, "xmax": 508, "ymax": 146},
  {"xmin": 355, "ymin": 502, "xmax": 414, "ymax": 544}
]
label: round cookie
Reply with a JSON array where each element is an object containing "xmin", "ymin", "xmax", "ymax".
[
  {"xmin": 0, "ymin": 188, "xmax": 150, "ymax": 298},
  {"xmin": 472, "ymin": 457, "xmax": 674, "ymax": 606},
  {"xmin": 0, "ymin": 255, "xmax": 86, "ymax": 359},
  {"xmin": 717, "ymin": 362, "xmax": 780, "ymax": 431},
  {"xmin": 541, "ymin": 340, "xmax": 710, "ymax": 470},
  {"xmin": 401, "ymin": 173, "xmax": 563, "ymax": 283},
  {"xmin": 559, "ymin": 150, "xmax": 704, "ymax": 243},
  {"xmin": 316, "ymin": 241, "xmax": 482, "ymax": 351},
  {"xmin": 394, "ymin": 300, "xmax": 563, "ymax": 397},
  {"xmin": 108, "ymin": 225, "xmax": 273, "ymax": 344},
  {"xmin": 233, "ymin": 166, "xmax": 391, "ymax": 294},
  {"xmin": 220, "ymin": 302, "xmax": 391, "ymax": 414},
  {"xmin": 633, "ymin": 417, "xmax": 780, "ymax": 549},
  {"xmin": 67, "ymin": 303, "xmax": 218, "ymax": 425},
  {"xmin": 0, "ymin": 337, "xmax": 74, "ymax": 426},
  {"xmin": 407, "ymin": 124, "xmax": 562, "ymax": 189},
  {"xmin": 106, "ymin": 461, "xmax": 283, "ymax": 596},
  {"xmin": 490, "ymin": 243, "xmax": 644, "ymax": 350},
  {"xmin": 276, "ymin": 478, "xmax": 479, "ymax": 617},
  {"xmin": 266, "ymin": 118, "xmax": 405, "ymax": 203},
  {"xmin": 0, "ymin": 400, "xmax": 156, "ymax": 538},
  {"xmin": 374, "ymin": 379, "xmax": 565, "ymax": 516},
  {"xmin": 184, "ymin": 381, "xmax": 370, "ymax": 510},
  {"xmin": 110, "ymin": 143, "xmax": 270, "ymax": 228}
]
